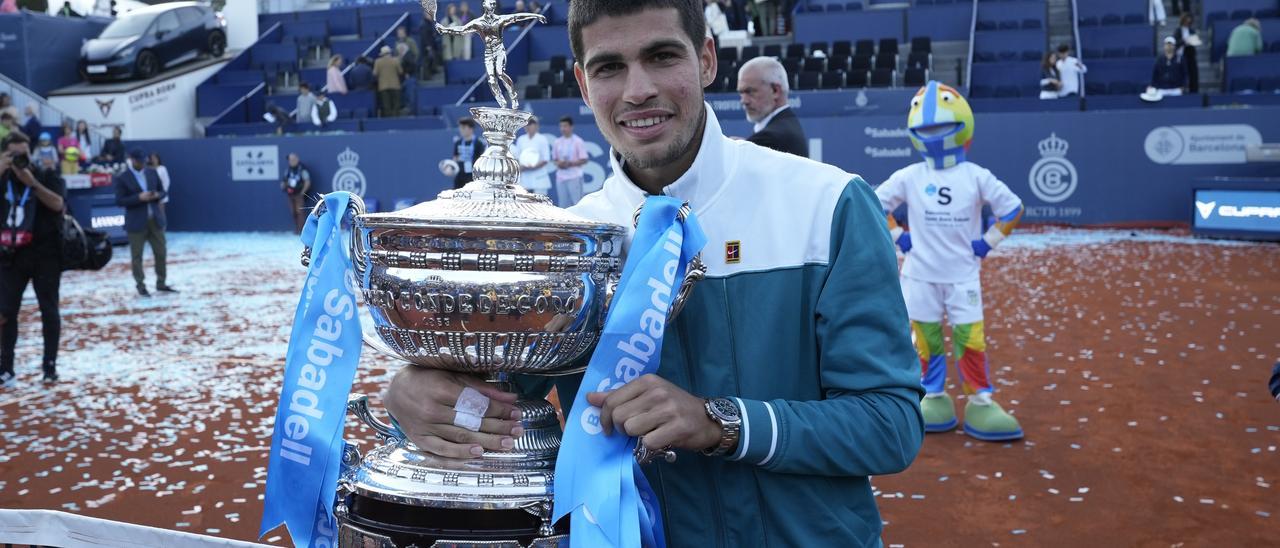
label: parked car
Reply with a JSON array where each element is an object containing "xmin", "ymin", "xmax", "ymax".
[{"xmin": 79, "ymin": 2, "xmax": 227, "ymax": 82}]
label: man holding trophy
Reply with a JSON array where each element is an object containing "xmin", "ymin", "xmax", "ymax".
[
  {"xmin": 379, "ymin": 0, "xmax": 924, "ymax": 546},
  {"xmin": 262, "ymin": 0, "xmax": 922, "ymax": 547}
]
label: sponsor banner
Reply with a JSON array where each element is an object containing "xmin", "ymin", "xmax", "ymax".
[
  {"xmin": 231, "ymin": 146, "xmax": 280, "ymax": 181},
  {"xmin": 1193, "ymin": 189, "xmax": 1280, "ymax": 234},
  {"xmin": 1144, "ymin": 124, "xmax": 1264, "ymax": 165}
]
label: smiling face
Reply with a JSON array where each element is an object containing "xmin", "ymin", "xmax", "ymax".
[
  {"xmin": 574, "ymin": 7, "xmax": 716, "ymax": 190},
  {"xmin": 907, "ymin": 81, "xmax": 974, "ymax": 168}
]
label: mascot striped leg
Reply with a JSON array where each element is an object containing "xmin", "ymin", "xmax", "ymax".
[
  {"xmin": 952, "ymin": 321, "xmax": 1024, "ymax": 441},
  {"xmin": 912, "ymin": 321, "xmax": 957, "ymax": 432}
]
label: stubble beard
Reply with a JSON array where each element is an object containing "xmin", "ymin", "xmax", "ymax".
[{"xmin": 618, "ymin": 107, "xmax": 705, "ymax": 170}]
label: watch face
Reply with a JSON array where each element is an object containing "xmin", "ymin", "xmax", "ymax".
[{"xmin": 710, "ymin": 398, "xmax": 740, "ymax": 421}]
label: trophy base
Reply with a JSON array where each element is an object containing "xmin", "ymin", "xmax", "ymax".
[{"xmin": 338, "ymin": 493, "xmax": 569, "ymax": 548}]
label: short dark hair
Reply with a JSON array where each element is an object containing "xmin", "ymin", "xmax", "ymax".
[
  {"xmin": 1057, "ymin": 43, "xmax": 1071, "ymax": 53},
  {"xmin": 2, "ymin": 132, "xmax": 30, "ymax": 149},
  {"xmin": 458, "ymin": 117, "xmax": 476, "ymax": 129},
  {"xmin": 0, "ymin": 113, "xmax": 12, "ymax": 122},
  {"xmin": 300, "ymin": 82, "xmax": 311, "ymax": 91},
  {"xmin": 568, "ymin": 0, "xmax": 705, "ymax": 66},
  {"xmin": 559, "ymin": 115, "xmax": 573, "ymax": 125}
]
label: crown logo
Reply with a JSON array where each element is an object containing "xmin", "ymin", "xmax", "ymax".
[
  {"xmin": 337, "ymin": 147, "xmax": 360, "ymax": 167},
  {"xmin": 1038, "ymin": 133, "xmax": 1069, "ymax": 157}
]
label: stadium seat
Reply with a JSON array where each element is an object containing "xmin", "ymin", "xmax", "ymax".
[
  {"xmin": 827, "ymin": 3, "xmax": 844, "ymax": 11},
  {"xmin": 918, "ymin": 0, "xmax": 935, "ymax": 4},
  {"xmin": 852, "ymin": 54, "xmax": 873, "ymax": 71},
  {"xmin": 786, "ymin": 44, "xmax": 807, "ymax": 60},
  {"xmin": 998, "ymin": 21, "xmax": 1020, "ymax": 31},
  {"xmin": 525, "ymin": 85, "xmax": 546, "ymax": 100},
  {"xmin": 1128, "ymin": 45, "xmax": 1151, "ymax": 57},
  {"xmin": 763, "ymin": 44, "xmax": 783, "ymax": 58},
  {"xmin": 1257, "ymin": 8, "xmax": 1279, "ymax": 18},
  {"xmin": 1272, "ymin": 41, "xmax": 1280, "ymax": 53},
  {"xmin": 717, "ymin": 60, "xmax": 737, "ymax": 81},
  {"xmin": 1205, "ymin": 11, "xmax": 1227, "ymax": 24},
  {"xmin": 782, "ymin": 58, "xmax": 802, "ymax": 76},
  {"xmin": 1230, "ymin": 9, "xmax": 1252, "ymax": 20},
  {"xmin": 1086, "ymin": 81, "xmax": 1107, "ymax": 95},
  {"xmin": 870, "ymin": 68, "xmax": 894, "ymax": 87},
  {"xmin": 719, "ymin": 47, "xmax": 739, "ymax": 64},
  {"xmin": 1123, "ymin": 14, "xmax": 1144, "ymax": 25},
  {"xmin": 994, "ymin": 85, "xmax": 1020, "ymax": 97},
  {"xmin": 904, "ymin": 67, "xmax": 928, "ymax": 87},
  {"xmin": 549, "ymin": 55, "xmax": 567, "ymax": 72},
  {"xmin": 810, "ymin": 42, "xmax": 829, "ymax": 56},
  {"xmin": 551, "ymin": 84, "xmax": 571, "ymax": 98},
  {"xmin": 1101, "ymin": 14, "xmax": 1123, "ymax": 26},
  {"xmin": 977, "ymin": 21, "xmax": 997, "ymax": 31},
  {"xmin": 976, "ymin": 51, "xmax": 997, "ymax": 62},
  {"xmin": 998, "ymin": 51, "xmax": 1018, "ymax": 61},
  {"xmin": 1022, "ymin": 19, "xmax": 1042, "ymax": 29},
  {"xmin": 827, "ymin": 54, "xmax": 852, "ymax": 72},
  {"xmin": 907, "ymin": 52, "xmax": 931, "ymax": 69},
  {"xmin": 850, "ymin": 40, "xmax": 870, "ymax": 57},
  {"xmin": 1104, "ymin": 48, "xmax": 1127, "ymax": 58},
  {"xmin": 875, "ymin": 54, "xmax": 897, "ymax": 70},
  {"xmin": 1083, "ymin": 48, "xmax": 1103, "ymax": 59},
  {"xmin": 879, "ymin": 39, "xmax": 899, "ymax": 56},
  {"xmin": 845, "ymin": 1, "xmax": 863, "ymax": 10},
  {"xmin": 911, "ymin": 36, "xmax": 932, "ymax": 54},
  {"xmin": 805, "ymin": 3, "xmax": 824, "ymax": 12},
  {"xmin": 797, "ymin": 71, "xmax": 821, "ymax": 90},
  {"xmin": 1258, "ymin": 77, "xmax": 1280, "ymax": 92},
  {"xmin": 971, "ymin": 85, "xmax": 994, "ymax": 98},
  {"xmin": 742, "ymin": 45, "xmax": 760, "ymax": 60},
  {"xmin": 1022, "ymin": 50, "xmax": 1041, "ymax": 61},
  {"xmin": 538, "ymin": 71, "xmax": 558, "ymax": 86},
  {"xmin": 705, "ymin": 78, "xmax": 725, "ymax": 93},
  {"xmin": 803, "ymin": 57, "xmax": 827, "ymax": 72},
  {"xmin": 820, "ymin": 70, "xmax": 845, "ymax": 89},
  {"xmin": 1078, "ymin": 16, "xmax": 1099, "ymax": 27},
  {"xmin": 847, "ymin": 69, "xmax": 870, "ymax": 87},
  {"xmin": 1108, "ymin": 81, "xmax": 1137, "ymax": 94},
  {"xmin": 1230, "ymin": 77, "xmax": 1259, "ymax": 93}
]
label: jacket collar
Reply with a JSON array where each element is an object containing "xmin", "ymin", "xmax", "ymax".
[{"xmin": 605, "ymin": 103, "xmax": 736, "ymax": 217}]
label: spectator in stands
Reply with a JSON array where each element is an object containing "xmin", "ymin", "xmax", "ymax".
[
  {"xmin": 442, "ymin": 3, "xmax": 464, "ymax": 61},
  {"xmin": 34, "ymin": 133, "xmax": 57, "ymax": 169},
  {"xmin": 97, "ymin": 126, "xmax": 124, "ymax": 164},
  {"xmin": 1174, "ymin": 14, "xmax": 1201, "ymax": 94},
  {"xmin": 295, "ymin": 83, "xmax": 316, "ymax": 125},
  {"xmin": 281, "ymin": 153, "xmax": 312, "ymax": 234},
  {"xmin": 514, "ymin": 115, "xmax": 552, "ymax": 195},
  {"xmin": 1040, "ymin": 51, "xmax": 1062, "ymax": 99},
  {"xmin": 724, "ymin": 0, "xmax": 748, "ymax": 31},
  {"xmin": 20, "ymin": 106, "xmax": 40, "ymax": 141},
  {"xmin": 149, "ymin": 152, "xmax": 170, "ymax": 208},
  {"xmin": 451, "ymin": 117, "xmax": 484, "ymax": 189},
  {"xmin": 311, "ymin": 91, "xmax": 338, "ymax": 128},
  {"xmin": 116, "ymin": 149, "xmax": 172, "ymax": 297},
  {"xmin": 456, "ymin": 1, "xmax": 476, "ymax": 60},
  {"xmin": 737, "ymin": 56, "xmax": 808, "ymax": 157},
  {"xmin": 1150, "ymin": 36, "xmax": 1187, "ymax": 97},
  {"xmin": 419, "ymin": 14, "xmax": 442, "ymax": 79},
  {"xmin": 1054, "ymin": 44, "xmax": 1086, "ymax": 97},
  {"xmin": 396, "ymin": 25, "xmax": 421, "ymax": 77},
  {"xmin": 55, "ymin": 120, "xmax": 77, "ymax": 158},
  {"xmin": 56, "ymin": 2, "xmax": 79, "ymax": 16},
  {"xmin": 0, "ymin": 114, "xmax": 14, "ymax": 143},
  {"xmin": 552, "ymin": 116, "xmax": 588, "ymax": 207},
  {"xmin": 0, "ymin": 0, "xmax": 17, "ymax": 14},
  {"xmin": 73, "ymin": 120, "xmax": 95, "ymax": 162},
  {"xmin": 0, "ymin": 94, "xmax": 17, "ymax": 121},
  {"xmin": 1169, "ymin": 0, "xmax": 1190, "ymax": 17},
  {"xmin": 752, "ymin": 0, "xmax": 777, "ymax": 37},
  {"xmin": 1226, "ymin": 18, "xmax": 1263, "ymax": 57},
  {"xmin": 327, "ymin": 55, "xmax": 348, "ymax": 95},
  {"xmin": 513, "ymin": 0, "xmax": 526, "ymax": 13},
  {"xmin": 0, "ymin": 132, "xmax": 67, "ymax": 386},
  {"xmin": 374, "ymin": 46, "xmax": 404, "ymax": 117},
  {"xmin": 346, "ymin": 56, "xmax": 375, "ymax": 91},
  {"xmin": 705, "ymin": 0, "xmax": 730, "ymax": 39}
]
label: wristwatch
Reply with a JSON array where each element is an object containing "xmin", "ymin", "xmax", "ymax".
[{"xmin": 701, "ymin": 397, "xmax": 742, "ymax": 457}]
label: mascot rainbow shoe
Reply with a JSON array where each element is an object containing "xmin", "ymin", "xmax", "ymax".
[{"xmin": 874, "ymin": 81, "xmax": 1026, "ymax": 442}]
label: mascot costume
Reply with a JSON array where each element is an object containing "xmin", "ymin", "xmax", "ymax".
[{"xmin": 874, "ymin": 81, "xmax": 1025, "ymax": 441}]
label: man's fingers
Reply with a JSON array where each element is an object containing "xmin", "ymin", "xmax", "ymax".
[
  {"xmin": 619, "ymin": 410, "xmax": 662, "ymax": 440},
  {"xmin": 411, "ymin": 435, "xmax": 484, "ymax": 459},
  {"xmin": 436, "ymin": 424, "xmax": 516, "ymax": 452},
  {"xmin": 639, "ymin": 425, "xmax": 677, "ymax": 453}
]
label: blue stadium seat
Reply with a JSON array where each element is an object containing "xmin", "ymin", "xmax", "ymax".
[
  {"xmin": 1230, "ymin": 76, "xmax": 1258, "ymax": 92},
  {"xmin": 1258, "ymin": 8, "xmax": 1280, "ymax": 18},
  {"xmin": 917, "ymin": 0, "xmax": 935, "ymax": 4},
  {"xmin": 827, "ymin": 3, "xmax": 844, "ymax": 11},
  {"xmin": 999, "ymin": 20, "xmax": 1020, "ymax": 30},
  {"xmin": 998, "ymin": 50, "xmax": 1018, "ymax": 61},
  {"xmin": 1021, "ymin": 50, "xmax": 1040, "ymax": 61},
  {"xmin": 1206, "ymin": 11, "xmax": 1228, "ymax": 23},
  {"xmin": 977, "ymin": 20, "xmax": 997, "ymax": 31},
  {"xmin": 1258, "ymin": 77, "xmax": 1280, "ymax": 91},
  {"xmin": 820, "ymin": 70, "xmax": 845, "ymax": 89},
  {"xmin": 1230, "ymin": 9, "xmax": 1253, "ymax": 20},
  {"xmin": 1079, "ymin": 16, "xmax": 1099, "ymax": 27},
  {"xmin": 976, "ymin": 51, "xmax": 997, "ymax": 62},
  {"xmin": 994, "ymin": 85, "xmax": 1020, "ymax": 97},
  {"xmin": 1108, "ymin": 81, "xmax": 1137, "ymax": 94},
  {"xmin": 846, "ymin": 2, "xmax": 863, "ymax": 10},
  {"xmin": 971, "ymin": 85, "xmax": 994, "ymax": 98},
  {"xmin": 870, "ymin": 68, "xmax": 894, "ymax": 87},
  {"xmin": 1022, "ymin": 19, "xmax": 1042, "ymax": 29},
  {"xmin": 806, "ymin": 3, "xmax": 824, "ymax": 11},
  {"xmin": 1083, "ymin": 48, "xmax": 1103, "ymax": 59},
  {"xmin": 1128, "ymin": 45, "xmax": 1151, "ymax": 57},
  {"xmin": 1101, "ymin": 14, "xmax": 1123, "ymax": 26},
  {"xmin": 1104, "ymin": 47, "xmax": 1127, "ymax": 58},
  {"xmin": 1272, "ymin": 41, "xmax": 1280, "ymax": 52},
  {"xmin": 1086, "ymin": 81, "xmax": 1106, "ymax": 95},
  {"xmin": 797, "ymin": 71, "xmax": 821, "ymax": 90},
  {"xmin": 1123, "ymin": 14, "xmax": 1145, "ymax": 25}
]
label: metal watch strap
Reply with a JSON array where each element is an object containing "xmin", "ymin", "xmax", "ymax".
[{"xmin": 701, "ymin": 397, "xmax": 741, "ymax": 457}]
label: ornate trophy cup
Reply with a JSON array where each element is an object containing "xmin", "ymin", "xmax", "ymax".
[{"xmin": 303, "ymin": 2, "xmax": 705, "ymax": 546}]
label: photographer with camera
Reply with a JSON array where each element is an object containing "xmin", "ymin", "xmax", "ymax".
[
  {"xmin": 281, "ymin": 153, "xmax": 312, "ymax": 233},
  {"xmin": 0, "ymin": 133, "xmax": 66, "ymax": 386}
]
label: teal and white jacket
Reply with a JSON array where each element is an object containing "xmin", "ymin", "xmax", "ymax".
[{"xmin": 523, "ymin": 107, "xmax": 923, "ymax": 547}]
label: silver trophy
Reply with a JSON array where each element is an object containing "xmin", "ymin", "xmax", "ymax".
[{"xmin": 303, "ymin": 2, "xmax": 705, "ymax": 546}]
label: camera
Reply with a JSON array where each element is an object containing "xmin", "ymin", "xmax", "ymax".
[{"xmin": 9, "ymin": 152, "xmax": 29, "ymax": 171}]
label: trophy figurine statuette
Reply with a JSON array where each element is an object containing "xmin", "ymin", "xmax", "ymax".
[{"xmin": 299, "ymin": 2, "xmax": 707, "ymax": 546}]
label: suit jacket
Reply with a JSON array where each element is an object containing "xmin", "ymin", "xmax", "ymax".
[
  {"xmin": 114, "ymin": 168, "xmax": 167, "ymax": 232},
  {"xmin": 748, "ymin": 106, "xmax": 809, "ymax": 158}
]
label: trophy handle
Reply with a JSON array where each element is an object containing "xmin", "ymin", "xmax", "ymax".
[
  {"xmin": 630, "ymin": 202, "xmax": 705, "ymax": 322},
  {"xmin": 299, "ymin": 193, "xmax": 369, "ymax": 281},
  {"xmin": 348, "ymin": 394, "xmax": 404, "ymax": 442}
]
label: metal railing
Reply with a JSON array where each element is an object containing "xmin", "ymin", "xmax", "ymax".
[
  {"xmin": 0, "ymin": 73, "xmax": 110, "ymax": 141},
  {"xmin": 964, "ymin": 0, "xmax": 978, "ymax": 93},
  {"xmin": 1070, "ymin": 0, "xmax": 1084, "ymax": 98}
]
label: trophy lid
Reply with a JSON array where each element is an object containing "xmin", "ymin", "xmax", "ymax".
[{"xmin": 359, "ymin": 107, "xmax": 618, "ymax": 234}]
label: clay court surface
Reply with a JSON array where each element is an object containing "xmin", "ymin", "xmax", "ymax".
[{"xmin": 0, "ymin": 228, "xmax": 1276, "ymax": 547}]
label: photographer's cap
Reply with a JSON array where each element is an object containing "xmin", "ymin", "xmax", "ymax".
[{"xmin": 128, "ymin": 148, "xmax": 146, "ymax": 162}]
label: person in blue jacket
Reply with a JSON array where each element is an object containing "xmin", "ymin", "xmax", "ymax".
[{"xmin": 383, "ymin": 0, "xmax": 924, "ymax": 545}]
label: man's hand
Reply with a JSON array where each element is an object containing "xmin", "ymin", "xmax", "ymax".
[
  {"xmin": 382, "ymin": 365, "xmax": 524, "ymax": 459},
  {"xmin": 140, "ymin": 191, "xmax": 159, "ymax": 202},
  {"xmin": 586, "ymin": 374, "xmax": 720, "ymax": 453}
]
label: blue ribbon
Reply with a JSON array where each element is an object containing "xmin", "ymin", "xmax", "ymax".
[
  {"xmin": 260, "ymin": 192, "xmax": 364, "ymax": 547},
  {"xmin": 553, "ymin": 196, "xmax": 707, "ymax": 547}
]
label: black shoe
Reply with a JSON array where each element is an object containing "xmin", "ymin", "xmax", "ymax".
[
  {"xmin": 0, "ymin": 371, "xmax": 13, "ymax": 387},
  {"xmin": 42, "ymin": 371, "xmax": 59, "ymax": 385},
  {"xmin": 138, "ymin": 287, "xmax": 151, "ymax": 297},
  {"xmin": 157, "ymin": 285, "xmax": 179, "ymax": 293}
]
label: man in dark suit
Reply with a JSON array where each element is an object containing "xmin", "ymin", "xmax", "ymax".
[
  {"xmin": 114, "ymin": 149, "xmax": 175, "ymax": 297},
  {"xmin": 737, "ymin": 56, "xmax": 808, "ymax": 158}
]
